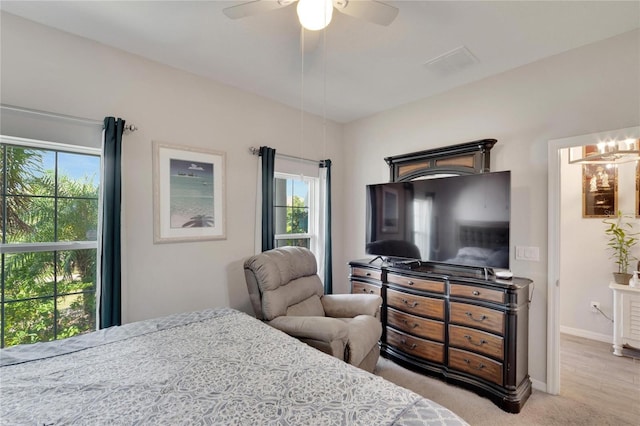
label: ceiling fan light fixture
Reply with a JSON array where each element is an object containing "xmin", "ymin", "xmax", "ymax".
[{"xmin": 297, "ymin": 0, "xmax": 333, "ymax": 31}]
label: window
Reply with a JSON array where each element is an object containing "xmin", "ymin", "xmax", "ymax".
[
  {"xmin": 274, "ymin": 173, "xmax": 318, "ymax": 252},
  {"xmin": 0, "ymin": 136, "xmax": 100, "ymax": 348},
  {"xmin": 413, "ymin": 195, "xmax": 433, "ymax": 259}
]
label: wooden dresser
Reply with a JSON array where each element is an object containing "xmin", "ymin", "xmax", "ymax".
[{"xmin": 350, "ymin": 258, "xmax": 532, "ymax": 413}]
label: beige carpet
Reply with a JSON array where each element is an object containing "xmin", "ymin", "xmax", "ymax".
[{"xmin": 374, "ymin": 357, "xmax": 634, "ymax": 425}]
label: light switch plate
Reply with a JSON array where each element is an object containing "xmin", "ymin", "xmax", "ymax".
[{"xmin": 515, "ymin": 246, "xmax": 540, "ymax": 261}]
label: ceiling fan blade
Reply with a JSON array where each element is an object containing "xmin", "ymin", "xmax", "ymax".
[
  {"xmin": 222, "ymin": 0, "xmax": 293, "ymax": 20},
  {"xmin": 335, "ymin": 0, "xmax": 399, "ymax": 26},
  {"xmin": 300, "ymin": 28, "xmax": 320, "ymax": 54}
]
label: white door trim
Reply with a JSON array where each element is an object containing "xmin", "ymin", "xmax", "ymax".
[{"xmin": 547, "ymin": 138, "xmax": 563, "ymax": 395}]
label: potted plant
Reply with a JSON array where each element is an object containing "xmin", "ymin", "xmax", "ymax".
[{"xmin": 603, "ymin": 211, "xmax": 639, "ymax": 284}]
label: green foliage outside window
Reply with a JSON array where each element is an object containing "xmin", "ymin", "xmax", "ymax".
[
  {"xmin": 274, "ymin": 176, "xmax": 312, "ymax": 250},
  {"xmin": 287, "ymin": 195, "xmax": 309, "ymax": 234},
  {"xmin": 1, "ymin": 145, "xmax": 98, "ymax": 348}
]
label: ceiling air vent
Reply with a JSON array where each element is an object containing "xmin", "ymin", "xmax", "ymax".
[{"xmin": 423, "ymin": 46, "xmax": 479, "ymax": 76}]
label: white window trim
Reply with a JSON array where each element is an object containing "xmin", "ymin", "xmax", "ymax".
[
  {"xmin": 1, "ymin": 135, "xmax": 99, "ymax": 156},
  {"xmin": 274, "ymin": 172, "xmax": 319, "ymax": 254},
  {"xmin": 0, "ymin": 241, "xmax": 97, "ymax": 254}
]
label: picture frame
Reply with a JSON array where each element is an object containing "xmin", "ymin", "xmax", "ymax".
[
  {"xmin": 153, "ymin": 141, "xmax": 226, "ymax": 243},
  {"xmin": 637, "ymin": 161, "xmax": 640, "ymax": 218},
  {"xmin": 582, "ymin": 163, "xmax": 617, "ymax": 218}
]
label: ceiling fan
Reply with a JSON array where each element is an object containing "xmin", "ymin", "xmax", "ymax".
[{"xmin": 223, "ymin": 0, "xmax": 399, "ymax": 30}]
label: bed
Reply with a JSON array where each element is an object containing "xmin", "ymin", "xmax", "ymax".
[
  {"xmin": 444, "ymin": 221, "xmax": 510, "ymax": 268},
  {"xmin": 1, "ymin": 307, "xmax": 467, "ymax": 425}
]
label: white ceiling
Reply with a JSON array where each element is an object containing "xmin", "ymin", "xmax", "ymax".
[{"xmin": 1, "ymin": 1, "xmax": 639, "ymax": 123}]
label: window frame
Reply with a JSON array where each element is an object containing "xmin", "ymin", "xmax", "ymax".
[
  {"xmin": 0, "ymin": 135, "xmax": 102, "ymax": 347},
  {"xmin": 273, "ymin": 171, "xmax": 319, "ymax": 253}
]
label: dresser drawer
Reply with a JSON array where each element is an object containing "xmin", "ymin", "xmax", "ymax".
[
  {"xmin": 449, "ymin": 324, "xmax": 504, "ymax": 360},
  {"xmin": 450, "ymin": 283, "xmax": 505, "ymax": 304},
  {"xmin": 450, "ymin": 302, "xmax": 505, "ymax": 335},
  {"xmin": 351, "ymin": 280, "xmax": 381, "ymax": 296},
  {"xmin": 388, "ymin": 273, "xmax": 445, "ymax": 294},
  {"xmin": 351, "ymin": 267, "xmax": 382, "ymax": 281},
  {"xmin": 449, "ymin": 348, "xmax": 503, "ymax": 386},
  {"xmin": 387, "ymin": 289, "xmax": 445, "ymax": 320},
  {"xmin": 387, "ymin": 328, "xmax": 444, "ymax": 363},
  {"xmin": 387, "ymin": 307, "xmax": 444, "ymax": 342}
]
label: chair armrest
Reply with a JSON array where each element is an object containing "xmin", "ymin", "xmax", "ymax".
[
  {"xmin": 268, "ymin": 316, "xmax": 348, "ymax": 343},
  {"xmin": 321, "ymin": 294, "xmax": 382, "ymax": 319}
]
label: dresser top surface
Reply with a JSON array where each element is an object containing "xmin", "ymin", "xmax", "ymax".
[{"xmin": 349, "ymin": 258, "xmax": 532, "ymax": 290}]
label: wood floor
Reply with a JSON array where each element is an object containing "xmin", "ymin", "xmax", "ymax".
[{"xmin": 560, "ymin": 333, "xmax": 640, "ymax": 424}]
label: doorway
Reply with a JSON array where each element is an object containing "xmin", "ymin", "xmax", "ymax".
[{"xmin": 547, "ymin": 126, "xmax": 640, "ymax": 394}]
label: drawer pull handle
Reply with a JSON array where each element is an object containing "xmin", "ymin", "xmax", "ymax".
[
  {"xmin": 472, "ymin": 290, "xmax": 480, "ymax": 296},
  {"xmin": 406, "ymin": 280, "xmax": 414, "ymax": 285},
  {"xmin": 400, "ymin": 338, "xmax": 417, "ymax": 350},
  {"xmin": 464, "ymin": 335, "xmax": 487, "ymax": 346},
  {"xmin": 463, "ymin": 358, "xmax": 486, "ymax": 370},
  {"xmin": 465, "ymin": 312, "xmax": 487, "ymax": 322},
  {"xmin": 401, "ymin": 319, "xmax": 419, "ymax": 329},
  {"xmin": 365, "ymin": 272, "xmax": 371, "ymax": 276},
  {"xmin": 401, "ymin": 299, "xmax": 419, "ymax": 308}
]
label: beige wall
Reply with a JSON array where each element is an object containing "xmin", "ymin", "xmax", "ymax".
[
  {"xmin": 0, "ymin": 12, "xmax": 345, "ymax": 323},
  {"xmin": 340, "ymin": 30, "xmax": 640, "ymax": 388}
]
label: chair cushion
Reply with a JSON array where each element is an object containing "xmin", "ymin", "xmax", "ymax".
[
  {"xmin": 287, "ymin": 293, "xmax": 325, "ymax": 317},
  {"xmin": 322, "ymin": 294, "xmax": 382, "ymax": 318},
  {"xmin": 338, "ymin": 315, "xmax": 382, "ymax": 367},
  {"xmin": 245, "ymin": 246, "xmax": 318, "ymax": 292},
  {"xmin": 261, "ymin": 275, "xmax": 324, "ymax": 320},
  {"xmin": 244, "ymin": 247, "xmax": 324, "ymax": 320},
  {"xmin": 268, "ymin": 316, "xmax": 348, "ymax": 343}
]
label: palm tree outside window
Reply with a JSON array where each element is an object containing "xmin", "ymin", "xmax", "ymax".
[{"xmin": 0, "ymin": 136, "xmax": 100, "ymax": 348}]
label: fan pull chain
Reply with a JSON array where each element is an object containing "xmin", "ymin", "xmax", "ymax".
[
  {"xmin": 300, "ymin": 27, "xmax": 305, "ymax": 163},
  {"xmin": 322, "ymin": 26, "xmax": 327, "ymax": 160}
]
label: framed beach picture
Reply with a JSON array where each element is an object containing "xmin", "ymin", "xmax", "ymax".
[{"xmin": 153, "ymin": 141, "xmax": 226, "ymax": 243}]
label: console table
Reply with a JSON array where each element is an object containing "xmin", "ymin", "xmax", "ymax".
[
  {"xmin": 609, "ymin": 282, "xmax": 640, "ymax": 357},
  {"xmin": 350, "ymin": 258, "xmax": 532, "ymax": 413}
]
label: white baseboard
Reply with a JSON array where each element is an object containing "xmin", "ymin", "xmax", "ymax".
[
  {"xmin": 531, "ymin": 378, "xmax": 546, "ymax": 393},
  {"xmin": 559, "ymin": 325, "xmax": 612, "ymax": 344}
]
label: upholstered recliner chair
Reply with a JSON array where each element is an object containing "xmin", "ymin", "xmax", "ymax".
[{"xmin": 244, "ymin": 246, "xmax": 382, "ymax": 373}]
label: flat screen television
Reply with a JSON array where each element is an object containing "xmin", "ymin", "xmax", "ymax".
[{"xmin": 365, "ymin": 171, "xmax": 511, "ymax": 270}]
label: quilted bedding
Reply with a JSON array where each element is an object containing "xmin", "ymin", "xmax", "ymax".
[{"xmin": 0, "ymin": 308, "xmax": 467, "ymax": 425}]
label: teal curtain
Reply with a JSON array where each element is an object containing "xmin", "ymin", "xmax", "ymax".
[
  {"xmin": 321, "ymin": 159, "xmax": 332, "ymax": 294},
  {"xmin": 100, "ymin": 117, "xmax": 124, "ymax": 328},
  {"xmin": 260, "ymin": 146, "xmax": 276, "ymax": 252}
]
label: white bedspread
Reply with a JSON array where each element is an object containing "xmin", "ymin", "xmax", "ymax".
[{"xmin": 1, "ymin": 308, "xmax": 467, "ymax": 425}]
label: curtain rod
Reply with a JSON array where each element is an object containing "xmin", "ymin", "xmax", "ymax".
[
  {"xmin": 249, "ymin": 146, "xmax": 324, "ymax": 166},
  {"xmin": 1, "ymin": 104, "xmax": 138, "ymax": 132}
]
